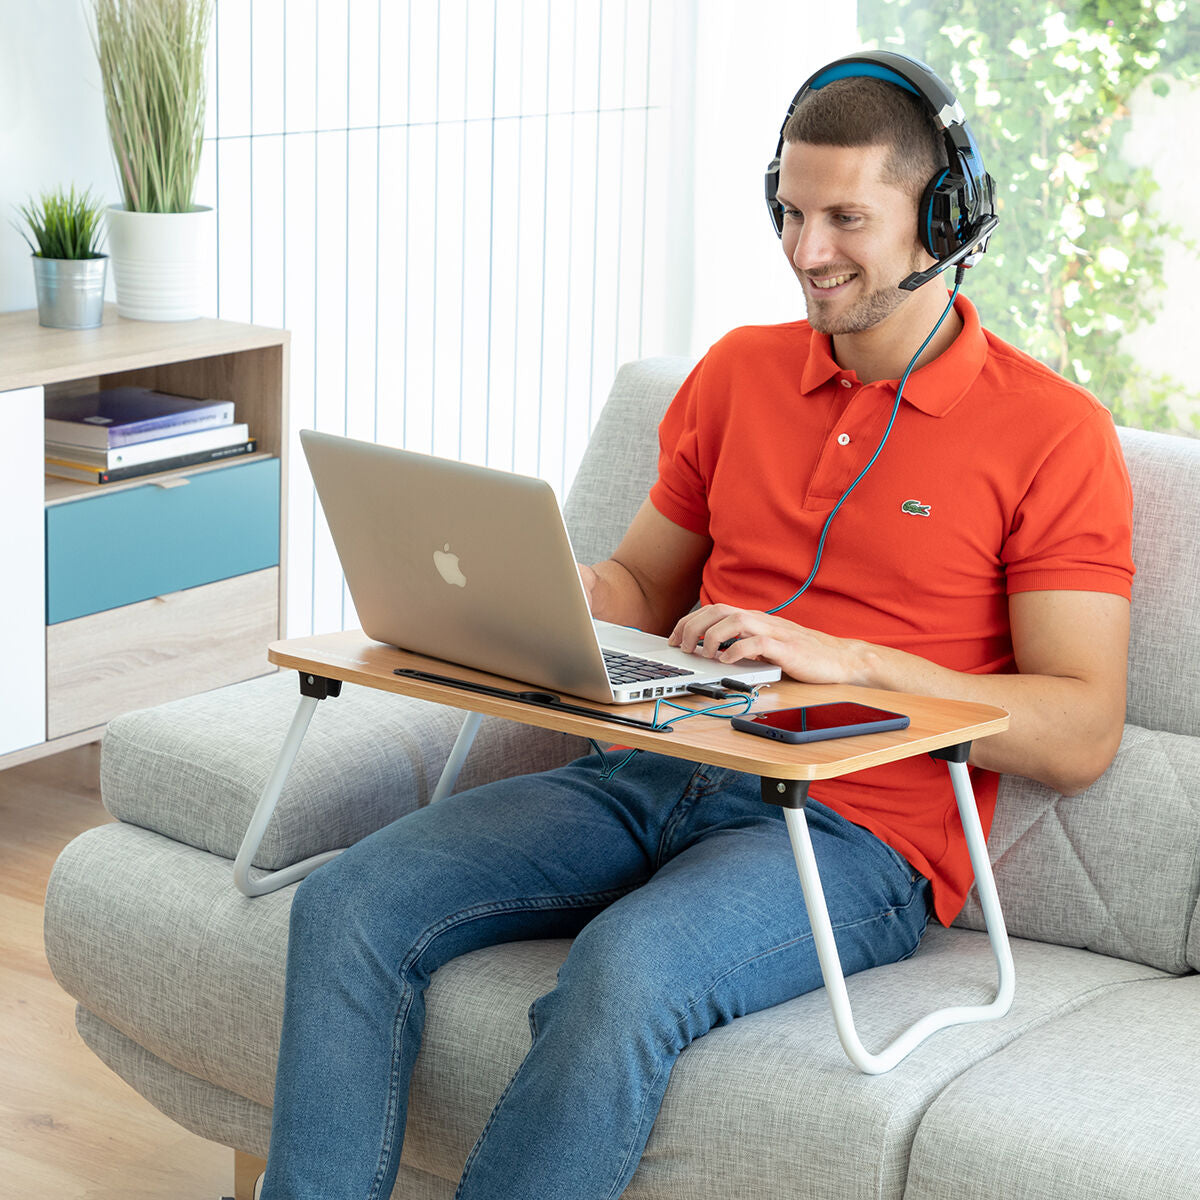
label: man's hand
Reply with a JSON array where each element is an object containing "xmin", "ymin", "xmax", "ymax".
[{"xmin": 669, "ymin": 605, "xmax": 870, "ymax": 685}]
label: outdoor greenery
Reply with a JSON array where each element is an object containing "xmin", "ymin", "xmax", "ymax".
[
  {"xmin": 91, "ymin": 0, "xmax": 214, "ymax": 214},
  {"xmin": 15, "ymin": 186, "xmax": 106, "ymax": 260},
  {"xmin": 858, "ymin": 0, "xmax": 1200, "ymax": 431}
]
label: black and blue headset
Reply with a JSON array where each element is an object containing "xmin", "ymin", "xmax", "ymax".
[{"xmin": 763, "ymin": 50, "xmax": 999, "ymax": 291}]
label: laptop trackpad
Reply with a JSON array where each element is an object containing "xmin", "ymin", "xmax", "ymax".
[{"xmin": 595, "ymin": 620, "xmax": 716, "ymax": 670}]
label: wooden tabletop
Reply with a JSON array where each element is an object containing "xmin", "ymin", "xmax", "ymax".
[{"xmin": 269, "ymin": 631, "xmax": 1009, "ymax": 781}]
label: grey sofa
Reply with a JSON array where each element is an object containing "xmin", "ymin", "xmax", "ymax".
[{"xmin": 45, "ymin": 357, "xmax": 1200, "ymax": 1200}]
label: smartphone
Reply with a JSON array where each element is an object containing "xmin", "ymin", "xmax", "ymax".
[{"xmin": 730, "ymin": 702, "xmax": 910, "ymax": 744}]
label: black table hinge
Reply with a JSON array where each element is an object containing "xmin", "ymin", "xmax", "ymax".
[
  {"xmin": 929, "ymin": 740, "xmax": 971, "ymax": 764},
  {"xmin": 761, "ymin": 777, "xmax": 811, "ymax": 809},
  {"xmin": 298, "ymin": 672, "xmax": 343, "ymax": 700}
]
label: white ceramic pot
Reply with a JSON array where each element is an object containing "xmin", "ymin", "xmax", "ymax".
[{"xmin": 105, "ymin": 205, "xmax": 216, "ymax": 321}]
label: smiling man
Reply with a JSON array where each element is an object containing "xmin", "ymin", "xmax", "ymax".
[{"xmin": 261, "ymin": 53, "xmax": 1134, "ymax": 1200}]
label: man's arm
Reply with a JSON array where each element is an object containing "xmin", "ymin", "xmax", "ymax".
[
  {"xmin": 670, "ymin": 590, "xmax": 1130, "ymax": 797},
  {"xmin": 579, "ymin": 498, "xmax": 711, "ymax": 635}
]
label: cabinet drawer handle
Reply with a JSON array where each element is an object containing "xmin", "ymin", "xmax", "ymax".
[{"xmin": 152, "ymin": 477, "xmax": 191, "ymax": 489}]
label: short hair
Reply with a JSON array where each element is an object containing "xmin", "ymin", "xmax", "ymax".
[{"xmin": 781, "ymin": 75, "xmax": 947, "ymax": 201}]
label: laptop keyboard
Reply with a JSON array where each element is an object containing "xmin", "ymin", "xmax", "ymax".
[{"xmin": 602, "ymin": 648, "xmax": 694, "ymax": 686}]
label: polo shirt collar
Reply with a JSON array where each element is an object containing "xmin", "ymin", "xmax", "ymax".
[{"xmin": 800, "ymin": 294, "xmax": 987, "ymax": 417}]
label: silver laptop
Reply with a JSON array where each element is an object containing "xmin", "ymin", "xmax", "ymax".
[{"xmin": 299, "ymin": 430, "xmax": 780, "ymax": 704}]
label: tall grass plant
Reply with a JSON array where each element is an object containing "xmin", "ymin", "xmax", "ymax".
[{"xmin": 91, "ymin": 0, "xmax": 214, "ymax": 214}]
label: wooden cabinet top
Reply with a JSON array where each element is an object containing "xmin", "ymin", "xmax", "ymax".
[{"xmin": 0, "ymin": 306, "xmax": 290, "ymax": 392}]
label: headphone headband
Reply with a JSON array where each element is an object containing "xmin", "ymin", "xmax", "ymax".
[{"xmin": 764, "ymin": 50, "xmax": 998, "ymax": 288}]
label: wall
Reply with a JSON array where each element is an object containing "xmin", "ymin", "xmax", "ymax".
[{"xmin": 0, "ymin": 0, "xmax": 116, "ymax": 310}]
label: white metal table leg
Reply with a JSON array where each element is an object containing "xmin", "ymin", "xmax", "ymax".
[
  {"xmin": 234, "ymin": 699, "xmax": 485, "ymax": 897},
  {"xmin": 233, "ymin": 693, "xmax": 343, "ymax": 897},
  {"xmin": 781, "ymin": 756, "xmax": 1015, "ymax": 1074},
  {"xmin": 430, "ymin": 712, "xmax": 484, "ymax": 803}
]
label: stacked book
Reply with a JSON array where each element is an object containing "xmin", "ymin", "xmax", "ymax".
[{"xmin": 44, "ymin": 386, "xmax": 257, "ymax": 485}]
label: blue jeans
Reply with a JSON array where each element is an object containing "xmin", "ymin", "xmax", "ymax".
[{"xmin": 260, "ymin": 751, "xmax": 931, "ymax": 1200}]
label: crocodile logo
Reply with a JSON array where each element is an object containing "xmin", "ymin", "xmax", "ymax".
[{"xmin": 901, "ymin": 499, "xmax": 932, "ymax": 517}]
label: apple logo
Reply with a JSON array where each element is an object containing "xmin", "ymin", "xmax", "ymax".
[{"xmin": 433, "ymin": 543, "xmax": 467, "ymax": 587}]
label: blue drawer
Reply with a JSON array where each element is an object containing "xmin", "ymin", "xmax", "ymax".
[{"xmin": 46, "ymin": 458, "xmax": 280, "ymax": 624}]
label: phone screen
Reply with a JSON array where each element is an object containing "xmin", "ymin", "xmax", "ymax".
[{"xmin": 751, "ymin": 703, "xmax": 902, "ymax": 732}]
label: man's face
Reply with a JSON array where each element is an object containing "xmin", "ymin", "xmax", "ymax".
[{"xmin": 775, "ymin": 140, "xmax": 932, "ymax": 336}]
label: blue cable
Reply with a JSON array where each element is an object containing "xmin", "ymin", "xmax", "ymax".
[
  {"xmin": 765, "ymin": 271, "xmax": 965, "ymax": 616},
  {"xmin": 587, "ymin": 693, "xmax": 755, "ymax": 779}
]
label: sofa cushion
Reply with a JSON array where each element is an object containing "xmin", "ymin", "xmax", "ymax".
[
  {"xmin": 100, "ymin": 672, "xmax": 585, "ymax": 868},
  {"xmin": 45, "ymin": 822, "xmax": 1168, "ymax": 1200},
  {"xmin": 76, "ymin": 1007, "xmax": 273, "ymax": 1159},
  {"xmin": 904, "ymin": 975, "xmax": 1200, "ymax": 1200},
  {"xmin": 955, "ymin": 724, "xmax": 1200, "ymax": 974},
  {"xmin": 46, "ymin": 823, "xmax": 293, "ymax": 1104}
]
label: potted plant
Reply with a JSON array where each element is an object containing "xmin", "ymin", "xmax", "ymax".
[
  {"xmin": 91, "ymin": 0, "xmax": 215, "ymax": 321},
  {"xmin": 15, "ymin": 186, "xmax": 108, "ymax": 329}
]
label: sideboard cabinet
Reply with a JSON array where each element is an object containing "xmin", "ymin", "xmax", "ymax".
[{"xmin": 0, "ymin": 307, "xmax": 289, "ymax": 768}]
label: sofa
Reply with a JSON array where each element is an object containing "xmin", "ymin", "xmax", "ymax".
[{"xmin": 44, "ymin": 356, "xmax": 1200, "ymax": 1200}]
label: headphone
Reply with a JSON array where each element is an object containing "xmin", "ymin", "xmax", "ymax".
[{"xmin": 763, "ymin": 50, "xmax": 998, "ymax": 291}]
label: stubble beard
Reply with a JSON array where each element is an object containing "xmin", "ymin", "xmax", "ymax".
[{"xmin": 804, "ymin": 250, "xmax": 928, "ymax": 336}]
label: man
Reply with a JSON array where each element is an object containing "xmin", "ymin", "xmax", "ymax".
[{"xmin": 261, "ymin": 53, "xmax": 1133, "ymax": 1200}]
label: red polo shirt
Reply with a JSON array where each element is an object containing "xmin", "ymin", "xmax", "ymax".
[{"xmin": 650, "ymin": 296, "xmax": 1134, "ymax": 925}]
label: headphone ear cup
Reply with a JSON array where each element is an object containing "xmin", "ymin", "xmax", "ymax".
[
  {"xmin": 764, "ymin": 156, "xmax": 785, "ymax": 238},
  {"xmin": 918, "ymin": 170, "xmax": 968, "ymax": 258}
]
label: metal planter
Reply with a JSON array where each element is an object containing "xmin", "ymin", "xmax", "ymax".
[{"xmin": 32, "ymin": 255, "xmax": 108, "ymax": 329}]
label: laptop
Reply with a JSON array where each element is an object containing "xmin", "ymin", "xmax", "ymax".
[{"xmin": 299, "ymin": 430, "xmax": 780, "ymax": 704}]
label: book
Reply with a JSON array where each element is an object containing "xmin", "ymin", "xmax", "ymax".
[
  {"xmin": 45, "ymin": 438, "xmax": 259, "ymax": 485},
  {"xmin": 44, "ymin": 386, "xmax": 235, "ymax": 450},
  {"xmin": 45, "ymin": 423, "xmax": 250, "ymax": 470}
]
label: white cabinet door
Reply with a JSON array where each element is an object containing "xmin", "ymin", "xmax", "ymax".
[{"xmin": 0, "ymin": 386, "xmax": 46, "ymax": 755}]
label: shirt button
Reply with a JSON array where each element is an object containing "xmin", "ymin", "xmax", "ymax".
[
  {"xmin": 839, "ymin": 379, "xmax": 853, "ymax": 388},
  {"xmin": 837, "ymin": 433, "xmax": 851, "ymax": 446}
]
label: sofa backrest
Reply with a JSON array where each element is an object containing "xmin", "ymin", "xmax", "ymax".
[
  {"xmin": 563, "ymin": 356, "xmax": 694, "ymax": 564},
  {"xmin": 958, "ymin": 424, "xmax": 1200, "ymax": 974},
  {"xmin": 567, "ymin": 358, "xmax": 1200, "ymax": 975},
  {"xmin": 1120, "ymin": 425, "xmax": 1200, "ymax": 736}
]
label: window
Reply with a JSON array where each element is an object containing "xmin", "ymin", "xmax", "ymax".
[{"xmin": 858, "ymin": 0, "xmax": 1200, "ymax": 434}]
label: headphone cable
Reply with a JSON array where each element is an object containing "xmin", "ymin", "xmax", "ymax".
[{"xmin": 765, "ymin": 265, "xmax": 966, "ymax": 617}]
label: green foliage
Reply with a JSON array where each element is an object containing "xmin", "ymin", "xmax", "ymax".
[
  {"xmin": 15, "ymin": 186, "xmax": 106, "ymax": 260},
  {"xmin": 91, "ymin": 0, "xmax": 214, "ymax": 214},
  {"xmin": 858, "ymin": 0, "xmax": 1200, "ymax": 431}
]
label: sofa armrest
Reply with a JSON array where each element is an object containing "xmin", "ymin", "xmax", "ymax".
[{"xmin": 101, "ymin": 672, "xmax": 589, "ymax": 870}]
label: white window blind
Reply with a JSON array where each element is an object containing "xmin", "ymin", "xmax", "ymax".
[{"xmin": 203, "ymin": 0, "xmax": 673, "ymax": 636}]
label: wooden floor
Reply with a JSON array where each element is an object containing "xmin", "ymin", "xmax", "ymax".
[{"xmin": 0, "ymin": 743, "xmax": 236, "ymax": 1199}]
